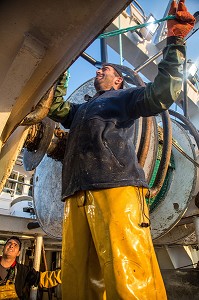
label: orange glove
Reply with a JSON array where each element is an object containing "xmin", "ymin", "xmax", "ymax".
[{"xmin": 167, "ymin": 0, "xmax": 195, "ymax": 38}]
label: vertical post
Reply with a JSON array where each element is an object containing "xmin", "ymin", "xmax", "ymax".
[
  {"xmin": 118, "ymin": 15, "xmax": 123, "ymax": 65},
  {"xmin": 18, "ymin": 240, "xmax": 27, "ymax": 264},
  {"xmin": 183, "ymin": 58, "xmax": 188, "ymax": 118},
  {"xmin": 30, "ymin": 235, "xmax": 43, "ymax": 300},
  {"xmin": 100, "ymin": 38, "xmax": 108, "ymax": 63}
]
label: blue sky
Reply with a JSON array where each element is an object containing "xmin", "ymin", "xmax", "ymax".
[{"xmin": 66, "ymin": 0, "xmax": 199, "ymax": 97}]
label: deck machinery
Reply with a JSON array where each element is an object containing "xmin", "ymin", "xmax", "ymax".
[{"xmin": 0, "ymin": 1, "xmax": 199, "ymax": 299}]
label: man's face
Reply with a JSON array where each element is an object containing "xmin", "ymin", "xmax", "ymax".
[
  {"xmin": 94, "ymin": 65, "xmax": 122, "ymax": 91},
  {"xmin": 3, "ymin": 239, "xmax": 20, "ymax": 260}
]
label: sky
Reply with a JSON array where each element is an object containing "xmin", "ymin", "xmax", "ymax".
[{"xmin": 66, "ymin": 0, "xmax": 199, "ymax": 97}]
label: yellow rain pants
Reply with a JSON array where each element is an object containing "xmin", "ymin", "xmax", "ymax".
[{"xmin": 61, "ymin": 186, "xmax": 167, "ymax": 300}]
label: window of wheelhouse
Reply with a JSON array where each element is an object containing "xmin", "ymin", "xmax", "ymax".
[{"xmin": 3, "ymin": 171, "xmax": 25, "ymax": 196}]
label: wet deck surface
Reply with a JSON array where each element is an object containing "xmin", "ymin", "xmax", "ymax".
[{"xmin": 162, "ymin": 269, "xmax": 199, "ymax": 300}]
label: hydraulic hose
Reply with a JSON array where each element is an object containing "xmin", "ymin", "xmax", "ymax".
[
  {"xmin": 146, "ymin": 116, "xmax": 159, "ymax": 182},
  {"xmin": 118, "ymin": 65, "xmax": 154, "ymax": 173},
  {"xmin": 112, "ymin": 64, "xmax": 146, "ymax": 87},
  {"xmin": 137, "ymin": 117, "xmax": 152, "ymax": 167},
  {"xmin": 150, "ymin": 110, "xmax": 172, "ymax": 198},
  {"xmin": 169, "ymin": 109, "xmax": 199, "ymax": 149},
  {"xmin": 183, "ymin": 58, "xmax": 188, "ymax": 118}
]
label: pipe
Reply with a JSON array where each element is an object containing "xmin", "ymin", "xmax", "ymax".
[
  {"xmin": 134, "ymin": 50, "xmax": 163, "ymax": 73},
  {"xmin": 183, "ymin": 58, "xmax": 189, "ymax": 118},
  {"xmin": 27, "ymin": 222, "xmax": 40, "ymax": 230},
  {"xmin": 100, "ymin": 39, "xmax": 108, "ymax": 63},
  {"xmin": 21, "ymin": 243, "xmax": 27, "ymax": 265},
  {"xmin": 150, "ymin": 110, "xmax": 172, "ymax": 197},
  {"xmin": 118, "ymin": 15, "xmax": 123, "ymax": 65},
  {"xmin": 81, "ymin": 52, "xmax": 101, "ymax": 67},
  {"xmin": 169, "ymin": 109, "xmax": 199, "ymax": 149},
  {"xmin": 33, "ymin": 235, "xmax": 43, "ymax": 270},
  {"xmin": 133, "ymin": 20, "xmax": 198, "ymax": 75},
  {"xmin": 30, "ymin": 235, "xmax": 43, "ymax": 300}
]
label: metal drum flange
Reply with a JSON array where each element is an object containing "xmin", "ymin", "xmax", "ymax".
[
  {"xmin": 154, "ymin": 223, "xmax": 195, "ymax": 245},
  {"xmin": 33, "ymin": 155, "xmax": 64, "ymax": 239},
  {"xmin": 68, "ymin": 78, "xmax": 96, "ymax": 104},
  {"xmin": 151, "ymin": 119, "xmax": 197, "ymax": 240}
]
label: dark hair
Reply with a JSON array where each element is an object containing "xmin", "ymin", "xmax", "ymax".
[
  {"xmin": 5, "ymin": 236, "xmax": 22, "ymax": 250},
  {"xmin": 102, "ymin": 63, "xmax": 124, "ymax": 89}
]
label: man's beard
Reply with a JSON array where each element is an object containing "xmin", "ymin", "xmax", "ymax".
[
  {"xmin": 94, "ymin": 77, "xmax": 101, "ymax": 91},
  {"xmin": 94, "ymin": 75, "xmax": 112, "ymax": 91}
]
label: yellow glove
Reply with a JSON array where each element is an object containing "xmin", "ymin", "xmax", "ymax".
[{"xmin": 40, "ymin": 269, "xmax": 61, "ymax": 288}]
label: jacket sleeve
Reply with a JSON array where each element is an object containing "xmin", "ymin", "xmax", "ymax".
[
  {"xmin": 39, "ymin": 270, "xmax": 61, "ymax": 288},
  {"xmin": 129, "ymin": 36, "xmax": 185, "ymax": 118},
  {"xmin": 48, "ymin": 73, "xmax": 71, "ymax": 123},
  {"xmin": 48, "ymin": 73, "xmax": 82, "ymax": 128}
]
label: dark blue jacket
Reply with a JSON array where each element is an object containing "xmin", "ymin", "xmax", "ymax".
[{"xmin": 48, "ymin": 37, "xmax": 185, "ymax": 200}]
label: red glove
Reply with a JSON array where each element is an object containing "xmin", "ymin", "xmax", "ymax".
[{"xmin": 167, "ymin": 0, "xmax": 195, "ymax": 38}]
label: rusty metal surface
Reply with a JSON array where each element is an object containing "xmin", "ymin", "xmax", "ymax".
[
  {"xmin": 151, "ymin": 119, "xmax": 197, "ymax": 240},
  {"xmin": 154, "ymin": 223, "xmax": 195, "ymax": 245},
  {"xmin": 23, "ymin": 118, "xmax": 55, "ymax": 171}
]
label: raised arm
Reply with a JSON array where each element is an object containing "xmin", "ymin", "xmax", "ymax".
[
  {"xmin": 48, "ymin": 72, "xmax": 71, "ymax": 123},
  {"xmin": 130, "ymin": 0, "xmax": 195, "ymax": 118}
]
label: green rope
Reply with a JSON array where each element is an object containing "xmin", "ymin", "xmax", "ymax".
[{"xmin": 98, "ymin": 15, "xmax": 175, "ymax": 39}]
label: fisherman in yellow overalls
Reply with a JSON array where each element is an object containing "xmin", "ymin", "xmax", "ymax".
[
  {"xmin": 48, "ymin": 1, "xmax": 195, "ymax": 299},
  {"xmin": 0, "ymin": 236, "xmax": 61, "ymax": 300}
]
